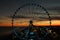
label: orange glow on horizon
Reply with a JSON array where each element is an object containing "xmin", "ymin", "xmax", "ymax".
[{"xmin": 0, "ymin": 20, "xmax": 60, "ymax": 27}]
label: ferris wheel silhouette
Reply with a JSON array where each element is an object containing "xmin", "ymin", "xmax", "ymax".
[{"xmin": 12, "ymin": 3, "xmax": 52, "ymax": 40}]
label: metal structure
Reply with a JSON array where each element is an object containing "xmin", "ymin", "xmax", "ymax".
[{"xmin": 12, "ymin": 3, "xmax": 52, "ymax": 40}]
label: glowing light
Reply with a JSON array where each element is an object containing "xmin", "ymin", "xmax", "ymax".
[{"xmin": 0, "ymin": 19, "xmax": 60, "ymax": 27}]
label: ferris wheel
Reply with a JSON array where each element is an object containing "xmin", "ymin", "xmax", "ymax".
[{"xmin": 12, "ymin": 3, "xmax": 53, "ymax": 40}]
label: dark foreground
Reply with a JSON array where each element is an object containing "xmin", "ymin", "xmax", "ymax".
[{"xmin": 0, "ymin": 26, "xmax": 60, "ymax": 40}]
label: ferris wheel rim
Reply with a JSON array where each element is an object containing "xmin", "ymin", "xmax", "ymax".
[{"xmin": 12, "ymin": 3, "xmax": 51, "ymax": 40}]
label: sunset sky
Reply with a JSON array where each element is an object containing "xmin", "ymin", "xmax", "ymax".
[{"xmin": 0, "ymin": 0, "xmax": 60, "ymax": 27}]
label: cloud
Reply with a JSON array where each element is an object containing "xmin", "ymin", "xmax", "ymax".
[
  {"xmin": 8, "ymin": 15, "xmax": 33, "ymax": 19},
  {"xmin": 8, "ymin": 15, "xmax": 60, "ymax": 21},
  {"xmin": 51, "ymin": 16, "xmax": 60, "ymax": 20},
  {"xmin": 47, "ymin": 7, "xmax": 60, "ymax": 10}
]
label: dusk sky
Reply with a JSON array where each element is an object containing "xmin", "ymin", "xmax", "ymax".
[{"xmin": 0, "ymin": 0, "xmax": 60, "ymax": 27}]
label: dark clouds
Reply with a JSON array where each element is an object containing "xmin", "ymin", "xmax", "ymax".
[
  {"xmin": 8, "ymin": 15, "xmax": 60, "ymax": 20},
  {"xmin": 47, "ymin": 7, "xmax": 60, "ymax": 10},
  {"xmin": 0, "ymin": 0, "xmax": 60, "ymax": 20}
]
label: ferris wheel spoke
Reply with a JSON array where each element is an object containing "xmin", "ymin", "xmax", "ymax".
[{"xmin": 12, "ymin": 3, "xmax": 51, "ymax": 40}]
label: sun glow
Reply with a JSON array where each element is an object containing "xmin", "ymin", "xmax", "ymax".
[{"xmin": 0, "ymin": 19, "xmax": 60, "ymax": 27}]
